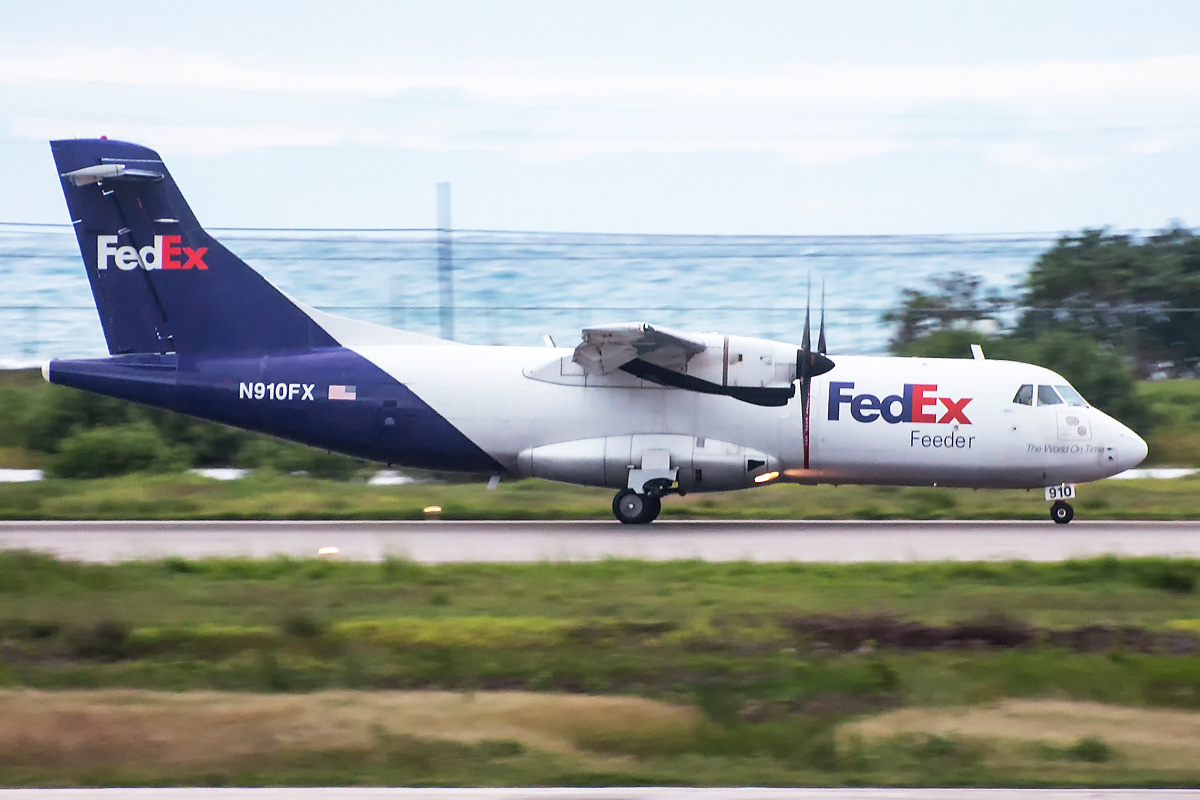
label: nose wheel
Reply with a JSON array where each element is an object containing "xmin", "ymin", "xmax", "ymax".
[
  {"xmin": 1050, "ymin": 500, "xmax": 1074, "ymax": 524},
  {"xmin": 613, "ymin": 489, "xmax": 661, "ymax": 524}
]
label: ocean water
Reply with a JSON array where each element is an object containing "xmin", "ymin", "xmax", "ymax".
[{"xmin": 0, "ymin": 226, "xmax": 1054, "ymax": 367}]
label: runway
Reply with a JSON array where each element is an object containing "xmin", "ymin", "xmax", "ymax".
[
  {"xmin": 4, "ymin": 791, "xmax": 1200, "ymax": 800},
  {"xmin": 1, "ymin": 519, "xmax": 1199, "ymax": 563}
]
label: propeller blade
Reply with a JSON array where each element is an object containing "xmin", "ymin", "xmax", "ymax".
[
  {"xmin": 796, "ymin": 277, "xmax": 834, "ymax": 470},
  {"xmin": 817, "ymin": 281, "xmax": 827, "ymax": 355},
  {"xmin": 801, "ymin": 294, "xmax": 811, "ymax": 357},
  {"xmin": 799, "ymin": 372, "xmax": 810, "ymax": 427}
]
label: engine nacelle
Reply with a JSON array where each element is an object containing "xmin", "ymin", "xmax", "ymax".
[
  {"xmin": 523, "ymin": 332, "xmax": 800, "ymax": 393},
  {"xmin": 517, "ymin": 434, "xmax": 779, "ymax": 493},
  {"xmin": 683, "ymin": 334, "xmax": 798, "ymax": 389}
]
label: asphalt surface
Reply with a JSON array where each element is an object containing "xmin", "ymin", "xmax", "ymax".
[
  {"xmin": 3, "ymin": 791, "xmax": 1200, "ymax": 800},
  {"xmin": 1, "ymin": 519, "xmax": 1199, "ymax": 562}
]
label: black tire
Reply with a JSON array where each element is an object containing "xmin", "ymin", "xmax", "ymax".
[
  {"xmin": 613, "ymin": 489, "xmax": 660, "ymax": 524},
  {"xmin": 1050, "ymin": 500, "xmax": 1074, "ymax": 524},
  {"xmin": 642, "ymin": 494, "xmax": 662, "ymax": 522}
]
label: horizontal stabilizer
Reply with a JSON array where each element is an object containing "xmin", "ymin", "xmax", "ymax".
[{"xmin": 61, "ymin": 163, "xmax": 163, "ymax": 186}]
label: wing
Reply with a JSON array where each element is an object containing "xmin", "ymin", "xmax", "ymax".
[{"xmin": 572, "ymin": 322, "xmax": 708, "ymax": 375}]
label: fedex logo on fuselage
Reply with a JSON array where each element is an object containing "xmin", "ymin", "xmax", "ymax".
[
  {"xmin": 828, "ymin": 381, "xmax": 972, "ymax": 424},
  {"xmin": 97, "ymin": 235, "xmax": 208, "ymax": 271}
]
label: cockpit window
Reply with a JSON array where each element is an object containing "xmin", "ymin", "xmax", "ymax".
[
  {"xmin": 1013, "ymin": 384, "xmax": 1033, "ymax": 405},
  {"xmin": 1036, "ymin": 384, "xmax": 1063, "ymax": 406},
  {"xmin": 1055, "ymin": 384, "xmax": 1089, "ymax": 407}
]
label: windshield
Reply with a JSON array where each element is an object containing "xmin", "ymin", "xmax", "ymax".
[
  {"xmin": 1036, "ymin": 385, "xmax": 1063, "ymax": 406},
  {"xmin": 1054, "ymin": 384, "xmax": 1089, "ymax": 407}
]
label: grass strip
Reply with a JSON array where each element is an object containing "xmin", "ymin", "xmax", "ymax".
[
  {"xmin": 3, "ymin": 471, "xmax": 1200, "ymax": 520},
  {"xmin": 5, "ymin": 554, "xmax": 1200, "ymax": 785},
  {"xmin": 3, "ymin": 689, "xmax": 1200, "ymax": 787}
]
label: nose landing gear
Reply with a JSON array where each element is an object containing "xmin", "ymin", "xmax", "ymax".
[
  {"xmin": 1045, "ymin": 483, "xmax": 1076, "ymax": 524},
  {"xmin": 1050, "ymin": 500, "xmax": 1074, "ymax": 524}
]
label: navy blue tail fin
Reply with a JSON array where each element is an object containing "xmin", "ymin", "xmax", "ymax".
[{"xmin": 51, "ymin": 138, "xmax": 336, "ymax": 359}]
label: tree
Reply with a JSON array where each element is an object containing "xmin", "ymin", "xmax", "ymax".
[
  {"xmin": 884, "ymin": 258, "xmax": 1153, "ymax": 431},
  {"xmin": 1018, "ymin": 226, "xmax": 1200, "ymax": 376},
  {"xmin": 1141, "ymin": 226, "xmax": 1200, "ymax": 374},
  {"xmin": 882, "ymin": 272, "xmax": 1009, "ymax": 352}
]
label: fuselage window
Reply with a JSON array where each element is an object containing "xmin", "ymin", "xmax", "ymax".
[
  {"xmin": 1013, "ymin": 384, "xmax": 1033, "ymax": 405},
  {"xmin": 1054, "ymin": 385, "xmax": 1089, "ymax": 407},
  {"xmin": 1037, "ymin": 384, "xmax": 1063, "ymax": 406}
]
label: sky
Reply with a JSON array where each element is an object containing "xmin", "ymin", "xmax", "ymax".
[{"xmin": 2, "ymin": 0, "xmax": 1199, "ymax": 234}]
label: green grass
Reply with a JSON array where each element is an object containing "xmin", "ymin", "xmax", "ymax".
[
  {"xmin": 4, "ymin": 471, "xmax": 1200, "ymax": 520},
  {"xmin": 3, "ymin": 554, "xmax": 1200, "ymax": 702},
  {"xmin": 3, "ymin": 552, "xmax": 1200, "ymax": 629},
  {"xmin": 1138, "ymin": 379, "xmax": 1200, "ymax": 467},
  {"xmin": 4, "ymin": 553, "xmax": 1200, "ymax": 786}
]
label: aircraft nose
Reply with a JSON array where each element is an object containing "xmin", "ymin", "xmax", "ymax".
[{"xmin": 1118, "ymin": 426, "xmax": 1148, "ymax": 472}]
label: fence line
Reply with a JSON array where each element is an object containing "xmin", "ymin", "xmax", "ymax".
[
  {"xmin": 4, "ymin": 225, "xmax": 1180, "ymax": 366},
  {"xmin": 6, "ymin": 303, "xmax": 1200, "ymax": 369}
]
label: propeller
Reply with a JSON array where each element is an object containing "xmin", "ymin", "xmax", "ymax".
[
  {"xmin": 797, "ymin": 280, "xmax": 835, "ymax": 469},
  {"xmin": 817, "ymin": 282, "xmax": 827, "ymax": 356}
]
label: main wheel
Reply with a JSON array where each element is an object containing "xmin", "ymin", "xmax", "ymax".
[
  {"xmin": 1050, "ymin": 500, "xmax": 1074, "ymax": 524},
  {"xmin": 613, "ymin": 489, "xmax": 661, "ymax": 524}
]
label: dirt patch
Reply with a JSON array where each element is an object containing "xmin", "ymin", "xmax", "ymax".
[
  {"xmin": 842, "ymin": 699, "xmax": 1200, "ymax": 768},
  {"xmin": 0, "ymin": 689, "xmax": 698, "ymax": 770}
]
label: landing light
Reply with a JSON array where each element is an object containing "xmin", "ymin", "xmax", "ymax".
[
  {"xmin": 753, "ymin": 471, "xmax": 780, "ymax": 484},
  {"xmin": 317, "ymin": 546, "xmax": 339, "ymax": 557}
]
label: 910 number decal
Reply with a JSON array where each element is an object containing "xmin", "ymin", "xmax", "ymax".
[{"xmin": 1045, "ymin": 483, "xmax": 1076, "ymax": 501}]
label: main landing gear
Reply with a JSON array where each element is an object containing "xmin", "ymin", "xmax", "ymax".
[
  {"xmin": 613, "ymin": 489, "xmax": 662, "ymax": 525},
  {"xmin": 613, "ymin": 478, "xmax": 678, "ymax": 524},
  {"xmin": 1050, "ymin": 500, "xmax": 1074, "ymax": 524}
]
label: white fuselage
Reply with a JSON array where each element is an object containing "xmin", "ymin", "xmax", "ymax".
[{"xmin": 347, "ymin": 341, "xmax": 1147, "ymax": 491}]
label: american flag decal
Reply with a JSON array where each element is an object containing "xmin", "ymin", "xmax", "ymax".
[{"xmin": 328, "ymin": 384, "xmax": 357, "ymax": 401}]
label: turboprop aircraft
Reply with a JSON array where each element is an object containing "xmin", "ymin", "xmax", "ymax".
[{"xmin": 43, "ymin": 138, "xmax": 1148, "ymax": 524}]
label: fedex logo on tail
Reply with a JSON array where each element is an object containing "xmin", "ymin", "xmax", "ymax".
[
  {"xmin": 97, "ymin": 235, "xmax": 208, "ymax": 271},
  {"xmin": 828, "ymin": 381, "xmax": 972, "ymax": 424}
]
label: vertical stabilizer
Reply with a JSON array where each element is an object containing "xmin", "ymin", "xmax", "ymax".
[{"xmin": 51, "ymin": 138, "xmax": 336, "ymax": 359}]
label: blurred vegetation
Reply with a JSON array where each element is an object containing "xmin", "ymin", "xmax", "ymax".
[
  {"xmin": 1137, "ymin": 379, "xmax": 1200, "ymax": 466},
  {"xmin": 0, "ymin": 367, "xmax": 363, "ymax": 479},
  {"xmin": 883, "ymin": 225, "xmax": 1200, "ymax": 437},
  {"xmin": 5, "ymin": 551, "xmax": 1200, "ymax": 631},
  {"xmin": 1019, "ymin": 226, "xmax": 1200, "ymax": 376},
  {"xmin": 4, "ymin": 471, "xmax": 1200, "ymax": 519},
  {"xmin": 4, "ymin": 553, "xmax": 1200, "ymax": 785},
  {"xmin": 887, "ymin": 226, "xmax": 1200, "ymax": 373}
]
